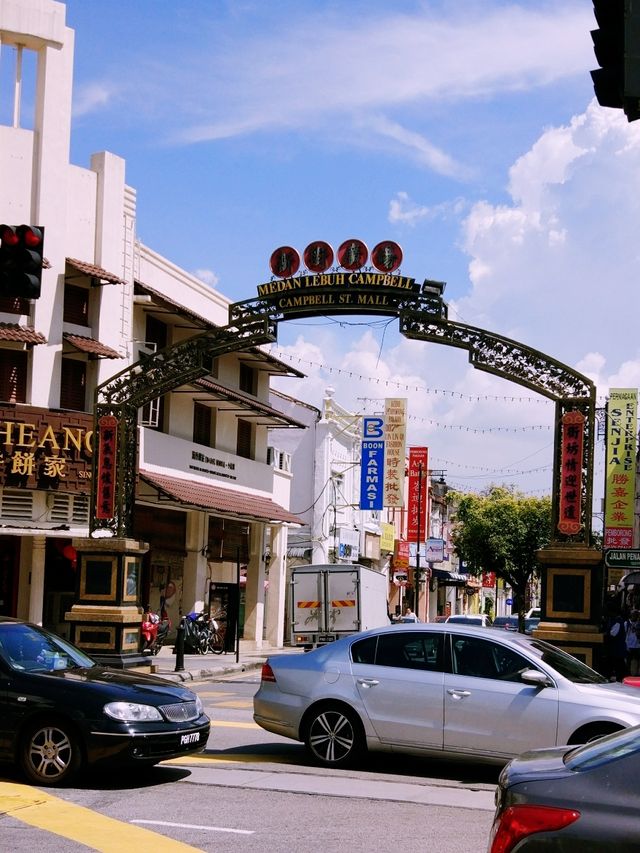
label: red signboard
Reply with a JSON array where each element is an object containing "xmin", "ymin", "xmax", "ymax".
[
  {"xmin": 393, "ymin": 540, "xmax": 410, "ymax": 570},
  {"xmin": 95, "ymin": 415, "xmax": 118, "ymax": 520},
  {"xmin": 407, "ymin": 447, "xmax": 428, "ymax": 543},
  {"xmin": 557, "ymin": 411, "xmax": 584, "ymax": 536}
]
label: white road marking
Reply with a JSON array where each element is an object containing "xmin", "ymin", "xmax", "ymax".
[{"xmin": 131, "ymin": 819, "xmax": 254, "ymax": 835}]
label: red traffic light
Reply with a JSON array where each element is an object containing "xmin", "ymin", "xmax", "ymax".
[
  {"xmin": 0, "ymin": 225, "xmax": 19, "ymax": 247},
  {"xmin": 19, "ymin": 225, "xmax": 43, "ymax": 248}
]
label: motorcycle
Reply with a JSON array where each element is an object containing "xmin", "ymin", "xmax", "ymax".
[{"xmin": 141, "ymin": 610, "xmax": 171, "ymax": 655}]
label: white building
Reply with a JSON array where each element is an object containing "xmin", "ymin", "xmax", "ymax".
[{"xmin": 0, "ymin": 0, "xmax": 303, "ymax": 651}]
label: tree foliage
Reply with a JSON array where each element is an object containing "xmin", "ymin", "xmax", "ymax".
[{"xmin": 448, "ymin": 485, "xmax": 552, "ymax": 618}]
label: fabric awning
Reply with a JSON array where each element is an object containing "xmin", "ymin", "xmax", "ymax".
[
  {"xmin": 431, "ymin": 568, "xmax": 469, "ymax": 586},
  {"xmin": 66, "ymin": 258, "xmax": 125, "ymax": 285},
  {"xmin": 0, "ymin": 323, "xmax": 46, "ymax": 344},
  {"xmin": 63, "ymin": 333, "xmax": 122, "ymax": 359},
  {"xmin": 139, "ymin": 470, "xmax": 302, "ymax": 526}
]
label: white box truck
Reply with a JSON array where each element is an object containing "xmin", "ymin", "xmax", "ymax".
[{"xmin": 290, "ymin": 563, "xmax": 390, "ymax": 648}]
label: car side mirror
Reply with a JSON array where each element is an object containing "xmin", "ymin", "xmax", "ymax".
[{"xmin": 520, "ymin": 668, "xmax": 552, "ymax": 688}]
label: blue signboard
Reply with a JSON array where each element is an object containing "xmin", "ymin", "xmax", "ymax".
[{"xmin": 360, "ymin": 439, "xmax": 384, "ymax": 509}]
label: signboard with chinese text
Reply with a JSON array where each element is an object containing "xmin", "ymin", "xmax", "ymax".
[
  {"xmin": 604, "ymin": 389, "xmax": 638, "ymax": 549},
  {"xmin": 95, "ymin": 416, "xmax": 118, "ymax": 520},
  {"xmin": 557, "ymin": 410, "xmax": 585, "ymax": 536},
  {"xmin": 383, "ymin": 398, "xmax": 406, "ymax": 507},
  {"xmin": 482, "ymin": 571, "xmax": 496, "ymax": 588},
  {"xmin": 0, "ymin": 405, "xmax": 93, "ymax": 492},
  {"xmin": 393, "ymin": 540, "xmax": 410, "ymax": 569},
  {"xmin": 407, "ymin": 446, "xmax": 428, "ymax": 542}
]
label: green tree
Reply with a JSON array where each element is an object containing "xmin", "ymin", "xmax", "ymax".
[{"xmin": 448, "ymin": 486, "xmax": 552, "ymax": 629}]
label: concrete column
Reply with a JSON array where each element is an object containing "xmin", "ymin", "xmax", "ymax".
[
  {"xmin": 182, "ymin": 512, "xmax": 208, "ymax": 615},
  {"xmin": 242, "ymin": 523, "xmax": 265, "ymax": 646},
  {"xmin": 265, "ymin": 524, "xmax": 287, "ymax": 647},
  {"xmin": 28, "ymin": 536, "xmax": 46, "ymax": 625}
]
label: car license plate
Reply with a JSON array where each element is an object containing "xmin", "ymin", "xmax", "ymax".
[
  {"xmin": 318, "ymin": 634, "xmax": 335, "ymax": 643},
  {"xmin": 180, "ymin": 731, "xmax": 201, "ymax": 746}
]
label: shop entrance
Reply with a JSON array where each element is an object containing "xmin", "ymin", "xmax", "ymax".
[{"xmin": 0, "ymin": 536, "xmax": 19, "ymax": 617}]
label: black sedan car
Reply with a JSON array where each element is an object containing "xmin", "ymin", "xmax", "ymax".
[
  {"xmin": 0, "ymin": 617, "xmax": 210, "ymax": 786},
  {"xmin": 489, "ymin": 724, "xmax": 640, "ymax": 851}
]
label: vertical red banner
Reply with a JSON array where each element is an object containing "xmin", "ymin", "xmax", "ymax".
[
  {"xmin": 95, "ymin": 415, "xmax": 118, "ymax": 520},
  {"xmin": 407, "ymin": 447, "xmax": 428, "ymax": 543},
  {"xmin": 557, "ymin": 411, "xmax": 584, "ymax": 536}
]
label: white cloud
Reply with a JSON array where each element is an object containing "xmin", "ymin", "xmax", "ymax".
[
  {"xmin": 72, "ymin": 82, "xmax": 116, "ymax": 117},
  {"xmin": 193, "ymin": 268, "xmax": 219, "ymax": 288}
]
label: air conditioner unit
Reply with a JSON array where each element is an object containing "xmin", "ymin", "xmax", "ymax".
[{"xmin": 134, "ymin": 341, "xmax": 157, "ymax": 360}]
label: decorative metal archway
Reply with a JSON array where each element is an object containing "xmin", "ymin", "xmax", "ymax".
[{"xmin": 91, "ymin": 275, "xmax": 595, "ymax": 546}]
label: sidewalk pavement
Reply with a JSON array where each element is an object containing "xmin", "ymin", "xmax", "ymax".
[{"xmin": 133, "ymin": 640, "xmax": 296, "ymax": 682}]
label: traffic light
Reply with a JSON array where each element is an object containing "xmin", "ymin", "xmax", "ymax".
[
  {"xmin": 0, "ymin": 224, "xmax": 45, "ymax": 299},
  {"xmin": 591, "ymin": 0, "xmax": 640, "ymax": 122}
]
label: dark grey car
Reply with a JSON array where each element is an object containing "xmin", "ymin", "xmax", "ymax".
[{"xmin": 489, "ymin": 725, "xmax": 640, "ymax": 851}]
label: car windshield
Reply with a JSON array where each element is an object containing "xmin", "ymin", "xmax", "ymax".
[
  {"xmin": 448, "ymin": 616, "xmax": 483, "ymax": 625},
  {"xmin": 0, "ymin": 623, "xmax": 95, "ymax": 673},
  {"xmin": 564, "ymin": 725, "xmax": 640, "ymax": 770},
  {"xmin": 523, "ymin": 637, "xmax": 607, "ymax": 684}
]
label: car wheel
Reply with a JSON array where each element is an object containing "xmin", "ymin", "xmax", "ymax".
[
  {"xmin": 19, "ymin": 719, "xmax": 83, "ymax": 786},
  {"xmin": 303, "ymin": 704, "xmax": 364, "ymax": 768},
  {"xmin": 568, "ymin": 722, "xmax": 624, "ymax": 745}
]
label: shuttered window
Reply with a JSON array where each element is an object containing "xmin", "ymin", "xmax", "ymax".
[
  {"xmin": 193, "ymin": 403, "xmax": 214, "ymax": 447},
  {"xmin": 63, "ymin": 284, "xmax": 89, "ymax": 326},
  {"xmin": 0, "ymin": 350, "xmax": 27, "ymax": 403},
  {"xmin": 60, "ymin": 358, "xmax": 87, "ymax": 411},
  {"xmin": 0, "ymin": 296, "xmax": 31, "ymax": 315},
  {"xmin": 236, "ymin": 418, "xmax": 253, "ymax": 459}
]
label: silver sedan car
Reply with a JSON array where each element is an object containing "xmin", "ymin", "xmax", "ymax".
[{"xmin": 253, "ymin": 624, "xmax": 640, "ymax": 768}]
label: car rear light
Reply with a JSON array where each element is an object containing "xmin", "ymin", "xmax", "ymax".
[
  {"xmin": 489, "ymin": 804, "xmax": 580, "ymax": 853},
  {"xmin": 261, "ymin": 662, "xmax": 276, "ymax": 683}
]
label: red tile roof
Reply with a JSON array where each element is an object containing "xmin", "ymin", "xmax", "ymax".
[
  {"xmin": 63, "ymin": 333, "xmax": 122, "ymax": 359},
  {"xmin": 0, "ymin": 323, "xmax": 46, "ymax": 344},
  {"xmin": 66, "ymin": 258, "xmax": 125, "ymax": 285},
  {"xmin": 139, "ymin": 470, "xmax": 302, "ymax": 525}
]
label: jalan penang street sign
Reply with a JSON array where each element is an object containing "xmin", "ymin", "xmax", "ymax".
[{"xmin": 605, "ymin": 549, "xmax": 640, "ymax": 568}]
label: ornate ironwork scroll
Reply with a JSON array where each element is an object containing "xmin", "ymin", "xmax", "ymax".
[
  {"xmin": 91, "ymin": 317, "xmax": 276, "ymax": 537},
  {"xmin": 399, "ymin": 311, "xmax": 596, "ymax": 544}
]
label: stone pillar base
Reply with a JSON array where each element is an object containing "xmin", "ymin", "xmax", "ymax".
[{"xmin": 66, "ymin": 537, "xmax": 149, "ymax": 669}]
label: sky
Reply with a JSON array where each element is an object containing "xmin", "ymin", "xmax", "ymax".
[{"xmin": 58, "ymin": 0, "xmax": 639, "ymax": 515}]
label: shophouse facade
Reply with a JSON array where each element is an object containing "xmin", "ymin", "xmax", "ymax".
[{"xmin": 0, "ymin": 0, "xmax": 303, "ymax": 650}]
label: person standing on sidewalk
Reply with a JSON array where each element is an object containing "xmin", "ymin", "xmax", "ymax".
[{"xmin": 626, "ymin": 610, "xmax": 640, "ymax": 677}]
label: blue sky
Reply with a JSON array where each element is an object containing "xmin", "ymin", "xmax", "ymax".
[{"xmin": 62, "ymin": 0, "xmax": 639, "ymax": 510}]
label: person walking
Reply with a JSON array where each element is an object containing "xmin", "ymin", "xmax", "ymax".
[
  {"xmin": 605, "ymin": 606, "xmax": 628, "ymax": 682},
  {"xmin": 626, "ymin": 610, "xmax": 640, "ymax": 677}
]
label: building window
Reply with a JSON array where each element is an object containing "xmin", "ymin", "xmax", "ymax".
[
  {"xmin": 0, "ymin": 350, "xmax": 27, "ymax": 403},
  {"xmin": 236, "ymin": 418, "xmax": 253, "ymax": 459},
  {"xmin": 239, "ymin": 363, "xmax": 256, "ymax": 395},
  {"xmin": 63, "ymin": 284, "xmax": 90, "ymax": 326},
  {"xmin": 193, "ymin": 403, "xmax": 215, "ymax": 448},
  {"xmin": 60, "ymin": 358, "xmax": 86, "ymax": 411},
  {"xmin": 145, "ymin": 315, "xmax": 168, "ymax": 349},
  {"xmin": 0, "ymin": 295, "xmax": 31, "ymax": 315}
]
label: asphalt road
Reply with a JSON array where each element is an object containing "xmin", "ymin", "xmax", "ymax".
[{"xmin": 0, "ymin": 672, "xmax": 499, "ymax": 852}]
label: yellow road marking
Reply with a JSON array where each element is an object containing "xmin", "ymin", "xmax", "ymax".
[
  {"xmin": 210, "ymin": 719, "xmax": 259, "ymax": 728},
  {"xmin": 210, "ymin": 700, "xmax": 252, "ymax": 709},
  {"xmin": 0, "ymin": 782, "xmax": 204, "ymax": 852},
  {"xmin": 164, "ymin": 752, "xmax": 290, "ymax": 766}
]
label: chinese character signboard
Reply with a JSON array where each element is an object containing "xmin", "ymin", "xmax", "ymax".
[
  {"xmin": 604, "ymin": 388, "xmax": 638, "ymax": 549},
  {"xmin": 557, "ymin": 410, "xmax": 585, "ymax": 536},
  {"xmin": 360, "ymin": 416, "xmax": 384, "ymax": 510},
  {"xmin": 383, "ymin": 398, "xmax": 406, "ymax": 507},
  {"xmin": 95, "ymin": 415, "xmax": 118, "ymax": 520},
  {"xmin": 407, "ymin": 446, "xmax": 428, "ymax": 542},
  {"xmin": 394, "ymin": 540, "xmax": 410, "ymax": 570}
]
